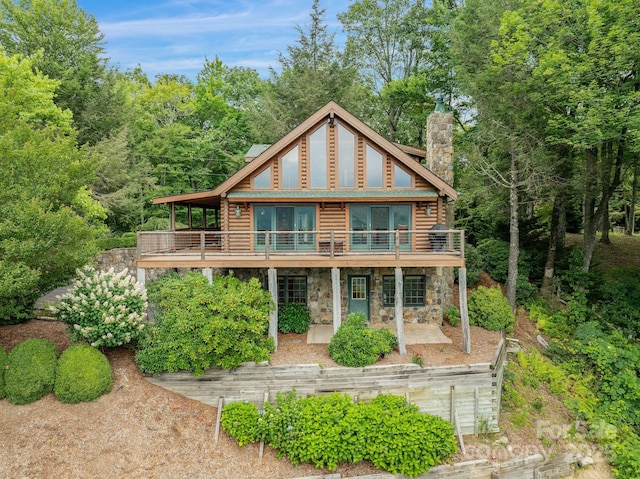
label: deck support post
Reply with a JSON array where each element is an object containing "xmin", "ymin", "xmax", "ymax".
[
  {"xmin": 459, "ymin": 267, "xmax": 471, "ymax": 353},
  {"xmin": 202, "ymin": 268, "xmax": 213, "ymax": 284},
  {"xmin": 331, "ymin": 268, "xmax": 341, "ymax": 334},
  {"xmin": 136, "ymin": 267, "xmax": 146, "ymax": 286},
  {"xmin": 268, "ymin": 267, "xmax": 278, "ymax": 350},
  {"xmin": 395, "ymin": 267, "xmax": 407, "ymax": 355}
]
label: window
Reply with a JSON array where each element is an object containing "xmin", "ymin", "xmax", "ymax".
[
  {"xmin": 278, "ymin": 276, "xmax": 307, "ymax": 306},
  {"xmin": 394, "ymin": 164, "xmax": 411, "ymax": 188},
  {"xmin": 281, "ymin": 146, "xmax": 299, "ymax": 188},
  {"xmin": 254, "ymin": 166, "xmax": 271, "ymax": 189},
  {"xmin": 382, "ymin": 275, "xmax": 426, "ymax": 306},
  {"xmin": 366, "ymin": 145, "xmax": 383, "ymax": 188},
  {"xmin": 337, "ymin": 123, "xmax": 355, "ymax": 188},
  {"xmin": 309, "ymin": 125, "xmax": 327, "ymax": 188},
  {"xmin": 254, "ymin": 205, "xmax": 316, "ymax": 251},
  {"xmin": 349, "ymin": 204, "xmax": 411, "ymax": 251}
]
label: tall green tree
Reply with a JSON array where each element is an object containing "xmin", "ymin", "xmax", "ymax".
[
  {"xmin": 254, "ymin": 0, "xmax": 366, "ymax": 141},
  {"xmin": 0, "ymin": 0, "xmax": 127, "ymax": 145},
  {"xmin": 339, "ymin": 0, "xmax": 432, "ymax": 143},
  {"xmin": 0, "ymin": 51, "xmax": 101, "ymax": 322}
]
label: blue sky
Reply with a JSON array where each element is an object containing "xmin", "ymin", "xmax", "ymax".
[{"xmin": 76, "ymin": 0, "xmax": 352, "ymax": 81}]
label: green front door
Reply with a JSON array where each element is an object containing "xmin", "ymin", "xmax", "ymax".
[{"xmin": 348, "ymin": 275, "xmax": 370, "ymax": 320}]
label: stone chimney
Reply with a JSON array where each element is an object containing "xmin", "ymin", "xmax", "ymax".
[
  {"xmin": 425, "ymin": 96, "xmax": 454, "ymax": 227},
  {"xmin": 426, "ymin": 96, "xmax": 456, "ymax": 315}
]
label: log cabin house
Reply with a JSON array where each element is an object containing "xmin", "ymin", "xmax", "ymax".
[{"xmin": 136, "ymin": 101, "xmax": 471, "ymax": 353}]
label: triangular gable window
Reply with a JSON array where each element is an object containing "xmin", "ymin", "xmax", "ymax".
[
  {"xmin": 254, "ymin": 166, "xmax": 271, "ymax": 189},
  {"xmin": 394, "ymin": 164, "xmax": 411, "ymax": 188}
]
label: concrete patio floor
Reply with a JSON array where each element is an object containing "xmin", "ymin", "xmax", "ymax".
[{"xmin": 306, "ymin": 323, "xmax": 452, "ymax": 345}]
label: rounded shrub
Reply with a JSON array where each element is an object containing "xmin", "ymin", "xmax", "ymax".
[
  {"xmin": 53, "ymin": 266, "xmax": 148, "ymax": 348},
  {"xmin": 278, "ymin": 303, "xmax": 311, "ymax": 334},
  {"xmin": 221, "ymin": 401, "xmax": 261, "ymax": 446},
  {"xmin": 327, "ymin": 313, "xmax": 397, "ymax": 367},
  {"xmin": 0, "ymin": 346, "xmax": 7, "ymax": 399},
  {"xmin": 54, "ymin": 344, "xmax": 113, "ymax": 403},
  {"xmin": 468, "ymin": 286, "xmax": 515, "ymax": 332},
  {"xmin": 5, "ymin": 339, "xmax": 58, "ymax": 405}
]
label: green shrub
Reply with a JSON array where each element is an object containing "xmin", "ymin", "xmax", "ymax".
[
  {"xmin": 461, "ymin": 244, "xmax": 482, "ymax": 286},
  {"xmin": 476, "ymin": 238, "xmax": 510, "ymax": 283},
  {"xmin": 96, "ymin": 234, "xmax": 137, "ymax": 250},
  {"xmin": 225, "ymin": 392, "xmax": 457, "ymax": 477},
  {"xmin": 221, "ymin": 401, "xmax": 261, "ymax": 446},
  {"xmin": 357, "ymin": 395, "xmax": 458, "ymax": 477},
  {"xmin": 468, "ymin": 286, "xmax": 515, "ymax": 332},
  {"xmin": 54, "ymin": 344, "xmax": 112, "ymax": 403},
  {"xmin": 278, "ymin": 303, "xmax": 311, "ymax": 334},
  {"xmin": 445, "ymin": 305, "xmax": 460, "ymax": 326},
  {"xmin": 54, "ymin": 266, "xmax": 148, "ymax": 348},
  {"xmin": 5, "ymin": 339, "xmax": 58, "ymax": 405},
  {"xmin": 327, "ymin": 313, "xmax": 396, "ymax": 367},
  {"xmin": 0, "ymin": 347, "xmax": 7, "ymax": 399},
  {"xmin": 136, "ymin": 272, "xmax": 274, "ymax": 375}
]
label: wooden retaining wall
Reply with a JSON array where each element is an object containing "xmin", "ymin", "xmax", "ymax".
[
  {"xmin": 147, "ymin": 340, "xmax": 506, "ymax": 435},
  {"xmin": 291, "ymin": 453, "xmax": 577, "ymax": 479}
]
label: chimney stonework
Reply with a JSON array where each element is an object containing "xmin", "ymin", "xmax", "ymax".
[
  {"xmin": 426, "ymin": 109, "xmax": 456, "ymax": 313},
  {"xmin": 426, "ymin": 110, "xmax": 455, "ymax": 228}
]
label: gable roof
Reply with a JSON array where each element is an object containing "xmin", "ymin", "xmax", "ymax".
[{"xmin": 153, "ymin": 101, "xmax": 456, "ymax": 207}]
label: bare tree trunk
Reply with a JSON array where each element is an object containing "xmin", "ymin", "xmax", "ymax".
[
  {"xmin": 507, "ymin": 151, "xmax": 519, "ymax": 310},
  {"xmin": 541, "ymin": 193, "xmax": 562, "ymax": 296},
  {"xmin": 583, "ymin": 147, "xmax": 599, "ymax": 271},
  {"xmin": 600, "ymin": 196, "xmax": 611, "ymax": 244},
  {"xmin": 625, "ymin": 165, "xmax": 637, "ymax": 236},
  {"xmin": 557, "ymin": 196, "xmax": 567, "ymax": 249},
  {"xmin": 583, "ymin": 136, "xmax": 626, "ymax": 271},
  {"xmin": 599, "ymin": 141, "xmax": 613, "ymax": 245}
]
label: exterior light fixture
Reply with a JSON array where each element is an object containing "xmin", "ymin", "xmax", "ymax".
[
  {"xmin": 235, "ymin": 205, "xmax": 241, "ymax": 217},
  {"xmin": 425, "ymin": 206, "xmax": 432, "ymax": 216}
]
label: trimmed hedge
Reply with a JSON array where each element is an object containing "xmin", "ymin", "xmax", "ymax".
[
  {"xmin": 327, "ymin": 313, "xmax": 396, "ymax": 367},
  {"xmin": 54, "ymin": 344, "xmax": 113, "ymax": 403},
  {"xmin": 5, "ymin": 339, "xmax": 58, "ymax": 405},
  {"xmin": 0, "ymin": 346, "xmax": 7, "ymax": 399},
  {"xmin": 222, "ymin": 392, "xmax": 457, "ymax": 477},
  {"xmin": 468, "ymin": 286, "xmax": 515, "ymax": 332}
]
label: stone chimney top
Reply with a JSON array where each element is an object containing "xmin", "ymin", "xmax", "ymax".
[{"xmin": 425, "ymin": 102, "xmax": 454, "ymax": 186}]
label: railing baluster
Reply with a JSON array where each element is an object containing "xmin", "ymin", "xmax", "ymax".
[
  {"xmin": 330, "ymin": 231, "xmax": 335, "ymax": 260},
  {"xmin": 265, "ymin": 231, "xmax": 270, "ymax": 260},
  {"xmin": 395, "ymin": 230, "xmax": 400, "ymax": 260},
  {"xmin": 200, "ymin": 232, "xmax": 205, "ymax": 260}
]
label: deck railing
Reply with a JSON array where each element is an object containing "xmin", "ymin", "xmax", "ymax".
[{"xmin": 137, "ymin": 229, "xmax": 465, "ymax": 260}]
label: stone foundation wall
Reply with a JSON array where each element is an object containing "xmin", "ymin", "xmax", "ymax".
[
  {"xmin": 234, "ymin": 267, "xmax": 445, "ymax": 326},
  {"xmin": 94, "ymin": 248, "xmax": 177, "ymax": 282}
]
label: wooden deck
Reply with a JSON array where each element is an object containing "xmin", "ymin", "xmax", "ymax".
[{"xmin": 136, "ymin": 229, "xmax": 466, "ymax": 269}]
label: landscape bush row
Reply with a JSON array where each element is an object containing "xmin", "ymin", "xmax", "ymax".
[
  {"xmin": 51, "ymin": 266, "xmax": 519, "ymax": 378},
  {"xmin": 221, "ymin": 391, "xmax": 457, "ymax": 477},
  {"xmin": 0, "ymin": 339, "xmax": 112, "ymax": 404}
]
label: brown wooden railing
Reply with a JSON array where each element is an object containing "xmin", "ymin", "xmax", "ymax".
[{"xmin": 137, "ymin": 229, "xmax": 465, "ymax": 260}]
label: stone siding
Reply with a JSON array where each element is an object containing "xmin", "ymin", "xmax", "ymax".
[
  {"xmin": 94, "ymin": 248, "xmax": 180, "ymax": 282},
  {"xmin": 234, "ymin": 267, "xmax": 444, "ymax": 326}
]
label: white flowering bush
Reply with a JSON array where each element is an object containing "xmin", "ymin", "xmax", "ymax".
[{"xmin": 53, "ymin": 266, "xmax": 147, "ymax": 348}]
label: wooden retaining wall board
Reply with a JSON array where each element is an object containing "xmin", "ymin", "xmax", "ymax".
[
  {"xmin": 147, "ymin": 340, "xmax": 507, "ymax": 435},
  {"xmin": 291, "ymin": 453, "xmax": 577, "ymax": 479}
]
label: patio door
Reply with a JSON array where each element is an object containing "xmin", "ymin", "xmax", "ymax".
[{"xmin": 348, "ymin": 275, "xmax": 370, "ymax": 320}]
